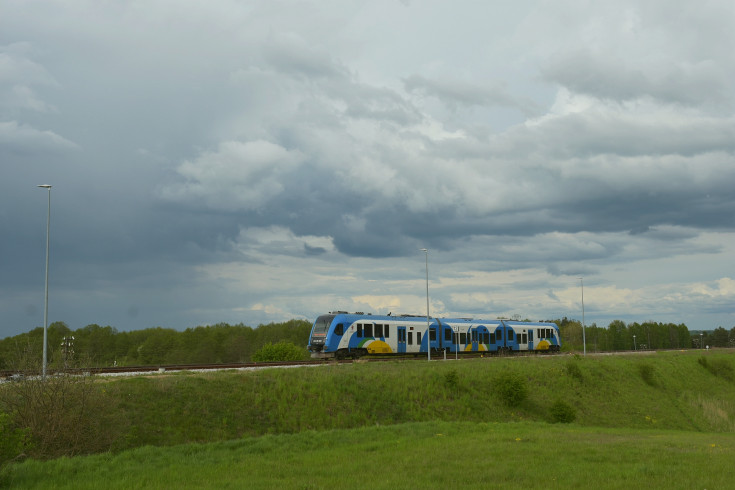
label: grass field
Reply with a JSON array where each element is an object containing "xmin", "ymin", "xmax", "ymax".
[
  {"xmin": 4, "ymin": 421, "xmax": 734, "ymax": 489},
  {"xmin": 2, "ymin": 349, "xmax": 735, "ymax": 487}
]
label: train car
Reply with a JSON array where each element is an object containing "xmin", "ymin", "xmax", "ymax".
[{"xmin": 308, "ymin": 311, "xmax": 561, "ymax": 359}]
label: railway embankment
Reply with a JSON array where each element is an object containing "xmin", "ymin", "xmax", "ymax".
[{"xmin": 2, "ymin": 349, "xmax": 734, "ymax": 462}]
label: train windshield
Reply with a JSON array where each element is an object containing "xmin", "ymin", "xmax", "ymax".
[{"xmin": 312, "ymin": 315, "xmax": 336, "ymax": 335}]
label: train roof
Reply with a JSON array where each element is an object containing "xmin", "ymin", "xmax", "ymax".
[{"xmin": 322, "ymin": 311, "xmax": 557, "ymax": 326}]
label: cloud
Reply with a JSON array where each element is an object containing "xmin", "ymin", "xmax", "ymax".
[
  {"xmin": 0, "ymin": 120, "xmax": 78, "ymax": 153},
  {"xmin": 1, "ymin": 0, "xmax": 734, "ymax": 339},
  {"xmin": 0, "ymin": 42, "xmax": 58, "ymax": 113},
  {"xmin": 160, "ymin": 140, "xmax": 305, "ymax": 212}
]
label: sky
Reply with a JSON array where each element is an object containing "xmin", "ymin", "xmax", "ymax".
[{"xmin": 2, "ymin": 0, "xmax": 734, "ymax": 340}]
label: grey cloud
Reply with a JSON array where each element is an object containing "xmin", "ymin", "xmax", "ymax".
[
  {"xmin": 404, "ymin": 74, "xmax": 540, "ymax": 115},
  {"xmin": 542, "ymin": 51, "xmax": 730, "ymax": 107},
  {"xmin": 0, "ymin": 121, "xmax": 78, "ymax": 153},
  {"xmin": 262, "ymin": 32, "xmax": 350, "ymax": 81},
  {"xmin": 2, "ymin": 1, "xmax": 734, "ymax": 338}
]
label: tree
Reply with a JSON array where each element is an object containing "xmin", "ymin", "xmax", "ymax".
[
  {"xmin": 608, "ymin": 320, "xmax": 627, "ymax": 351},
  {"xmin": 252, "ymin": 341, "xmax": 308, "ymax": 362},
  {"xmin": 711, "ymin": 327, "xmax": 729, "ymax": 348}
]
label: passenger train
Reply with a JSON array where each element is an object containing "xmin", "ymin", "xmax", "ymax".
[{"xmin": 308, "ymin": 311, "xmax": 561, "ymax": 359}]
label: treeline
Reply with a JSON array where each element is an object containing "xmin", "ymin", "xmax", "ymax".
[
  {"xmin": 0, "ymin": 320, "xmax": 312, "ymax": 370},
  {"xmin": 552, "ymin": 318, "xmax": 735, "ymax": 352}
]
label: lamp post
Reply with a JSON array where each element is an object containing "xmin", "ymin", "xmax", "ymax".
[
  {"xmin": 38, "ymin": 184, "xmax": 52, "ymax": 379},
  {"xmin": 420, "ymin": 248, "xmax": 430, "ymax": 362},
  {"xmin": 579, "ymin": 277, "xmax": 586, "ymax": 356},
  {"xmin": 633, "ymin": 334, "xmax": 636, "ymax": 351},
  {"xmin": 700, "ymin": 333, "xmax": 703, "ymax": 350}
]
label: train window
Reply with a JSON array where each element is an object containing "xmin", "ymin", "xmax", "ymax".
[
  {"xmin": 521, "ymin": 333, "xmax": 527, "ymax": 344},
  {"xmin": 430, "ymin": 328, "xmax": 436, "ymax": 341},
  {"xmin": 408, "ymin": 332, "xmax": 413, "ymax": 345},
  {"xmin": 385, "ymin": 325, "xmax": 390, "ymax": 338},
  {"xmin": 497, "ymin": 330, "xmax": 502, "ymax": 341},
  {"xmin": 365, "ymin": 324, "xmax": 373, "ymax": 338},
  {"xmin": 508, "ymin": 330, "xmax": 514, "ymax": 341},
  {"xmin": 483, "ymin": 333, "xmax": 489, "ymax": 344},
  {"xmin": 357, "ymin": 324, "xmax": 363, "ymax": 337},
  {"xmin": 460, "ymin": 332, "xmax": 467, "ymax": 344},
  {"xmin": 445, "ymin": 329, "xmax": 452, "ymax": 342},
  {"xmin": 335, "ymin": 323, "xmax": 344, "ymax": 336},
  {"xmin": 490, "ymin": 332, "xmax": 496, "ymax": 344},
  {"xmin": 375, "ymin": 324, "xmax": 383, "ymax": 338}
]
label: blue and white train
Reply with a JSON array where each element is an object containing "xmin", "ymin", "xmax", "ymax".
[{"xmin": 308, "ymin": 311, "xmax": 561, "ymax": 359}]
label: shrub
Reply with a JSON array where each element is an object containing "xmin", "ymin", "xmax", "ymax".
[
  {"xmin": 549, "ymin": 399, "xmax": 576, "ymax": 423},
  {"xmin": 698, "ymin": 357, "xmax": 734, "ymax": 382},
  {"xmin": 565, "ymin": 361, "xmax": 584, "ymax": 382},
  {"xmin": 637, "ymin": 363, "xmax": 657, "ymax": 387},
  {"xmin": 0, "ymin": 412, "xmax": 31, "ymax": 468},
  {"xmin": 494, "ymin": 372, "xmax": 528, "ymax": 407},
  {"xmin": 444, "ymin": 369, "xmax": 459, "ymax": 390},
  {"xmin": 252, "ymin": 341, "xmax": 308, "ymax": 362},
  {"xmin": 0, "ymin": 374, "xmax": 122, "ymax": 459}
]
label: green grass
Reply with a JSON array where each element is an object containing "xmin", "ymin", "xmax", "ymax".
[
  {"xmin": 3, "ymin": 349, "xmax": 735, "ymax": 487},
  {"xmin": 97, "ymin": 350, "xmax": 735, "ymax": 450},
  {"xmin": 4, "ymin": 421, "xmax": 734, "ymax": 489}
]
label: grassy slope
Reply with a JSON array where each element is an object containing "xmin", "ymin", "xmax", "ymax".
[
  {"xmin": 4, "ymin": 350, "xmax": 735, "ymax": 487},
  {"xmin": 5, "ymin": 422, "xmax": 735, "ymax": 489},
  {"xmin": 105, "ymin": 350, "xmax": 735, "ymax": 449}
]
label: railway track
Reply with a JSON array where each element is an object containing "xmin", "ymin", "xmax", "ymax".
[
  {"xmin": 0, "ymin": 360, "xmax": 336, "ymax": 380},
  {"xmin": 0, "ymin": 350, "xmax": 568, "ymax": 380}
]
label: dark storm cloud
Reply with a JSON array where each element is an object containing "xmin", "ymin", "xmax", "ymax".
[{"xmin": 1, "ymin": 1, "xmax": 734, "ymax": 339}]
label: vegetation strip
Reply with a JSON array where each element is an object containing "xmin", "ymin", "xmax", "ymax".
[
  {"xmin": 2, "ymin": 349, "xmax": 735, "ymax": 486},
  {"xmin": 4, "ymin": 421, "xmax": 735, "ymax": 489}
]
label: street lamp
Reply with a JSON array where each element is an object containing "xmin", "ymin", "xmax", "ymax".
[
  {"xmin": 579, "ymin": 277, "xmax": 586, "ymax": 356},
  {"xmin": 633, "ymin": 334, "xmax": 636, "ymax": 351},
  {"xmin": 420, "ymin": 248, "xmax": 430, "ymax": 362},
  {"xmin": 38, "ymin": 184, "xmax": 52, "ymax": 379},
  {"xmin": 700, "ymin": 333, "xmax": 703, "ymax": 350}
]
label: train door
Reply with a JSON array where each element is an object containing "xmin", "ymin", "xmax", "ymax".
[
  {"xmin": 517, "ymin": 328, "xmax": 529, "ymax": 352},
  {"xmin": 406, "ymin": 326, "xmax": 420, "ymax": 354},
  {"xmin": 397, "ymin": 326, "xmax": 407, "ymax": 354},
  {"xmin": 470, "ymin": 327, "xmax": 478, "ymax": 351},
  {"xmin": 428, "ymin": 324, "xmax": 438, "ymax": 353},
  {"xmin": 442, "ymin": 324, "xmax": 455, "ymax": 353}
]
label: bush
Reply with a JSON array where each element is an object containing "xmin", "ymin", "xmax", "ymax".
[
  {"xmin": 565, "ymin": 360, "xmax": 584, "ymax": 382},
  {"xmin": 698, "ymin": 357, "xmax": 734, "ymax": 382},
  {"xmin": 444, "ymin": 369, "xmax": 459, "ymax": 390},
  {"xmin": 549, "ymin": 399, "xmax": 576, "ymax": 423},
  {"xmin": 0, "ymin": 374, "xmax": 122, "ymax": 459},
  {"xmin": 637, "ymin": 363, "xmax": 657, "ymax": 387},
  {"xmin": 252, "ymin": 341, "xmax": 308, "ymax": 362},
  {"xmin": 494, "ymin": 372, "xmax": 528, "ymax": 407},
  {"xmin": 0, "ymin": 412, "xmax": 31, "ymax": 468}
]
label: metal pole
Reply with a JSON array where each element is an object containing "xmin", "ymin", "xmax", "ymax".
[
  {"xmin": 579, "ymin": 277, "xmax": 586, "ymax": 356},
  {"xmin": 421, "ymin": 248, "xmax": 430, "ymax": 361},
  {"xmin": 38, "ymin": 184, "xmax": 52, "ymax": 379}
]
